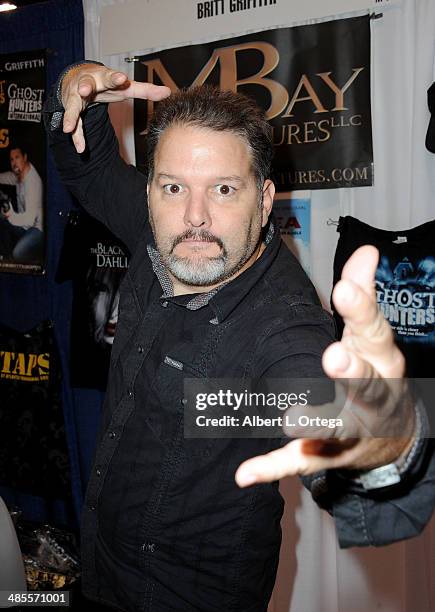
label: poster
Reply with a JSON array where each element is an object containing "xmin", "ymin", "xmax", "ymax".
[
  {"xmin": 376, "ymin": 253, "xmax": 435, "ymax": 342},
  {"xmin": 273, "ymin": 192, "xmax": 311, "ymax": 275},
  {"xmin": 57, "ymin": 211, "xmax": 130, "ymax": 390},
  {"xmin": 0, "ymin": 49, "xmax": 46, "ymax": 274},
  {"xmin": 134, "ymin": 16, "xmax": 372, "ymax": 191},
  {"xmin": 0, "ymin": 321, "xmax": 71, "ymax": 499}
]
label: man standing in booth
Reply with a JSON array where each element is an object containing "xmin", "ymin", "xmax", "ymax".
[{"xmin": 44, "ymin": 63, "xmax": 434, "ymax": 612}]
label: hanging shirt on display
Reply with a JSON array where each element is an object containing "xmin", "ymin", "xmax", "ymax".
[
  {"xmin": 332, "ymin": 216, "xmax": 435, "ymax": 377},
  {"xmin": 0, "ymin": 321, "xmax": 71, "ymax": 499},
  {"xmin": 57, "ymin": 210, "xmax": 130, "ymax": 390}
]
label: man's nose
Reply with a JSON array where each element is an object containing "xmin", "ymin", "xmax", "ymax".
[{"xmin": 183, "ymin": 191, "xmax": 212, "ymax": 229}]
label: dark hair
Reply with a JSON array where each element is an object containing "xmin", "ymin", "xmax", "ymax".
[
  {"xmin": 146, "ymin": 85, "xmax": 273, "ymax": 188},
  {"xmin": 9, "ymin": 144, "xmax": 27, "ymax": 157}
]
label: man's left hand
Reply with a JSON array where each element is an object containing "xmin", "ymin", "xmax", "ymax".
[{"xmin": 235, "ymin": 245, "xmax": 416, "ymax": 487}]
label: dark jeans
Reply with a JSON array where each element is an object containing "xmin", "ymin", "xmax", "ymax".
[{"xmin": 0, "ymin": 217, "xmax": 43, "ymax": 263}]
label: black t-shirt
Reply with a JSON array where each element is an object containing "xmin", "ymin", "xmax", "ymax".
[{"xmin": 332, "ymin": 216, "xmax": 435, "ymax": 377}]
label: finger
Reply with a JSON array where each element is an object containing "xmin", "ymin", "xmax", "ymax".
[
  {"xmin": 333, "ymin": 279, "xmax": 403, "ymax": 377},
  {"xmin": 282, "ymin": 392, "xmax": 346, "ymax": 438},
  {"xmin": 333, "ymin": 244, "xmax": 378, "ymax": 327},
  {"xmin": 120, "ymin": 80, "xmax": 172, "ymax": 101},
  {"xmin": 78, "ymin": 71, "xmax": 127, "ymax": 97},
  {"xmin": 341, "ymin": 244, "xmax": 379, "ymax": 294},
  {"xmin": 333, "ymin": 244, "xmax": 393, "ymax": 347},
  {"xmin": 322, "ymin": 342, "xmax": 377, "ymax": 379},
  {"xmin": 235, "ymin": 439, "xmax": 306, "ymax": 486},
  {"xmin": 322, "ymin": 344, "xmax": 385, "ymax": 427},
  {"xmin": 329, "ymin": 290, "xmax": 404, "ymax": 377},
  {"xmin": 235, "ymin": 438, "xmax": 355, "ymax": 486},
  {"xmin": 63, "ymin": 93, "xmax": 84, "ymax": 133},
  {"xmin": 282, "ymin": 384, "xmax": 378, "ymax": 440},
  {"xmin": 333, "ymin": 277, "xmax": 386, "ymax": 339},
  {"xmin": 102, "ymin": 69, "xmax": 128, "ymax": 90},
  {"xmin": 91, "ymin": 80, "xmax": 172, "ymax": 104},
  {"xmin": 71, "ymin": 117, "xmax": 85, "ymax": 154},
  {"xmin": 322, "ymin": 348, "xmax": 410, "ymax": 438},
  {"xmin": 77, "ymin": 75, "xmax": 98, "ymax": 99}
]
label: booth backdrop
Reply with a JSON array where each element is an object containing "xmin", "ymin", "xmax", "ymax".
[
  {"xmin": 0, "ymin": 0, "xmax": 433, "ymax": 611},
  {"xmin": 84, "ymin": 1, "xmax": 435, "ymax": 611}
]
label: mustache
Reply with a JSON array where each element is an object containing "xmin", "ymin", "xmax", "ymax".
[{"xmin": 171, "ymin": 229, "xmax": 224, "ymax": 253}]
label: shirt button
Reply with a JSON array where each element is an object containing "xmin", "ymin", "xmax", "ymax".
[
  {"xmin": 127, "ymin": 389, "xmax": 134, "ymax": 398},
  {"xmin": 96, "ymin": 468, "xmax": 101, "ymax": 477},
  {"xmin": 89, "ymin": 504, "xmax": 96, "ymax": 511},
  {"xmin": 137, "ymin": 345, "xmax": 144, "ymax": 354},
  {"xmin": 161, "ymin": 301, "xmax": 168, "ymax": 308},
  {"xmin": 108, "ymin": 431, "xmax": 116, "ymax": 439}
]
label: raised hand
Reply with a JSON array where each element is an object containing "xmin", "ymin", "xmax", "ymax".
[
  {"xmin": 61, "ymin": 63, "xmax": 171, "ymax": 153},
  {"xmin": 235, "ymin": 245, "xmax": 416, "ymax": 487}
]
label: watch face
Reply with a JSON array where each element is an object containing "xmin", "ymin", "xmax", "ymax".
[{"xmin": 359, "ymin": 464, "xmax": 401, "ymax": 490}]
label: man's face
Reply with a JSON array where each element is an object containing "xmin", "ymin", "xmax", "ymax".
[
  {"xmin": 147, "ymin": 125, "xmax": 274, "ymax": 292},
  {"xmin": 9, "ymin": 149, "xmax": 27, "ymax": 178}
]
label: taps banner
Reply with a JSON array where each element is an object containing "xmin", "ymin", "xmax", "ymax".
[
  {"xmin": 0, "ymin": 49, "xmax": 46, "ymax": 274},
  {"xmin": 134, "ymin": 16, "xmax": 373, "ymax": 192},
  {"xmin": 0, "ymin": 321, "xmax": 71, "ymax": 499}
]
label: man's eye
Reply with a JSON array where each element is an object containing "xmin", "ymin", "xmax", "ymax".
[
  {"xmin": 215, "ymin": 184, "xmax": 235, "ymax": 196},
  {"xmin": 163, "ymin": 184, "xmax": 183, "ymax": 194}
]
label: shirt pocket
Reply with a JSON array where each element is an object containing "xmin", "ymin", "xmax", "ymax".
[{"xmin": 149, "ymin": 356, "xmax": 218, "ymax": 458}]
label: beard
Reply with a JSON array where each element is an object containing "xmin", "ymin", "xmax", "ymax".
[
  {"xmin": 166, "ymin": 228, "xmax": 228, "ymax": 286},
  {"xmin": 149, "ymin": 214, "xmax": 263, "ymax": 288}
]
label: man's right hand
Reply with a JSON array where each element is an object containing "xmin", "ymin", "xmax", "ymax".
[{"xmin": 61, "ymin": 63, "xmax": 171, "ymax": 153}]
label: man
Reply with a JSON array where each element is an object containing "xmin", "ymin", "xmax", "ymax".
[
  {"xmin": 45, "ymin": 64, "xmax": 434, "ymax": 611},
  {"xmin": 0, "ymin": 145, "xmax": 43, "ymax": 262}
]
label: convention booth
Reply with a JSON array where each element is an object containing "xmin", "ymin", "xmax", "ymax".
[{"xmin": 0, "ymin": 0, "xmax": 433, "ymax": 610}]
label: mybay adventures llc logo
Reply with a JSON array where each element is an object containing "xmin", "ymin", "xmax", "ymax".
[{"xmin": 134, "ymin": 16, "xmax": 373, "ymax": 191}]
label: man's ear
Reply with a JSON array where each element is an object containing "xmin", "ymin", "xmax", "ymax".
[{"xmin": 261, "ymin": 179, "xmax": 275, "ymax": 227}]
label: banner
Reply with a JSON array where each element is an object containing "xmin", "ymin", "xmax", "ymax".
[
  {"xmin": 102, "ymin": 0, "xmax": 400, "ymax": 56},
  {"xmin": 134, "ymin": 16, "xmax": 372, "ymax": 191},
  {"xmin": 273, "ymin": 192, "xmax": 311, "ymax": 275},
  {"xmin": 0, "ymin": 50, "xmax": 46, "ymax": 274},
  {"xmin": 57, "ymin": 211, "xmax": 129, "ymax": 390},
  {"xmin": 0, "ymin": 321, "xmax": 71, "ymax": 499}
]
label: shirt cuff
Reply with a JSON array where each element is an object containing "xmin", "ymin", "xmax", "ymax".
[{"xmin": 340, "ymin": 399, "xmax": 430, "ymax": 493}]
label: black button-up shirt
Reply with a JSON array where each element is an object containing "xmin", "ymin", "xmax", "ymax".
[{"xmin": 80, "ymin": 208, "xmax": 333, "ymax": 611}]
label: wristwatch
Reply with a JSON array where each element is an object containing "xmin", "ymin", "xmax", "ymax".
[{"xmin": 355, "ymin": 401, "xmax": 426, "ymax": 490}]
